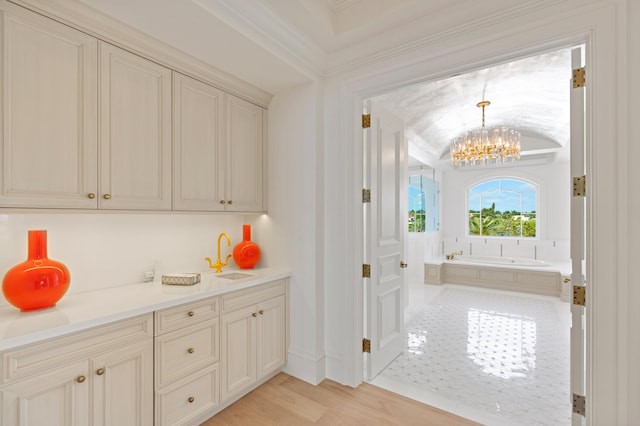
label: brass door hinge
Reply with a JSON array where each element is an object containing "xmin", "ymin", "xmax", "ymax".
[
  {"xmin": 573, "ymin": 176, "xmax": 586, "ymax": 197},
  {"xmin": 573, "ymin": 67, "xmax": 586, "ymax": 88},
  {"xmin": 362, "ymin": 338, "xmax": 371, "ymax": 353},
  {"xmin": 573, "ymin": 393, "xmax": 586, "ymax": 416},
  {"xmin": 362, "ymin": 114, "xmax": 371, "ymax": 128},
  {"xmin": 573, "ymin": 285, "xmax": 586, "ymax": 306},
  {"xmin": 362, "ymin": 188, "xmax": 371, "ymax": 203},
  {"xmin": 362, "ymin": 264, "xmax": 371, "ymax": 278}
]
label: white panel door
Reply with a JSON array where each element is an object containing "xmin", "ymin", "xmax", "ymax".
[
  {"xmin": 225, "ymin": 94, "xmax": 264, "ymax": 212},
  {"xmin": 365, "ymin": 100, "xmax": 407, "ymax": 380},
  {"xmin": 570, "ymin": 46, "xmax": 587, "ymax": 426},
  {"xmin": 99, "ymin": 41, "xmax": 172, "ymax": 210},
  {"xmin": 0, "ymin": 4, "xmax": 98, "ymax": 208},
  {"xmin": 173, "ymin": 72, "xmax": 226, "ymax": 211}
]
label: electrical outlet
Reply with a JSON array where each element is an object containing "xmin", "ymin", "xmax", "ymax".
[{"xmin": 144, "ymin": 271, "xmax": 154, "ymax": 282}]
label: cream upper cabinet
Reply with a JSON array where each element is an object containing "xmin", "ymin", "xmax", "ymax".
[
  {"xmin": 0, "ymin": 3, "xmax": 98, "ymax": 208},
  {"xmin": 173, "ymin": 72, "xmax": 225, "ymax": 211},
  {"xmin": 225, "ymin": 94, "xmax": 264, "ymax": 212},
  {"xmin": 99, "ymin": 41, "xmax": 172, "ymax": 210},
  {"xmin": 174, "ymin": 72, "xmax": 265, "ymax": 212}
]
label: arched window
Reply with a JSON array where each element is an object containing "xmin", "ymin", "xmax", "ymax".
[{"xmin": 468, "ymin": 178, "xmax": 537, "ymax": 238}]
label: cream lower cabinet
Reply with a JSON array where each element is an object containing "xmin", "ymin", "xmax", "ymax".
[
  {"xmin": 220, "ymin": 280, "xmax": 287, "ymax": 402},
  {"xmin": 154, "ymin": 297, "xmax": 220, "ymax": 426},
  {"xmin": 0, "ymin": 314, "xmax": 153, "ymax": 426}
]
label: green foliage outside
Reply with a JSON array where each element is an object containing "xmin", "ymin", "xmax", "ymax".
[
  {"xmin": 409, "ymin": 209, "xmax": 426, "ymax": 232},
  {"xmin": 469, "ymin": 204, "xmax": 536, "ymax": 237}
]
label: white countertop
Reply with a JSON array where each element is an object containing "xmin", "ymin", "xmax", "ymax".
[{"xmin": 0, "ymin": 268, "xmax": 291, "ymax": 352}]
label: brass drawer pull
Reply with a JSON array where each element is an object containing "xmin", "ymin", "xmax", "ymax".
[
  {"xmin": 220, "ymin": 200, "xmax": 226, "ymax": 204},
  {"xmin": 252, "ymin": 312, "xmax": 257, "ymax": 317},
  {"xmin": 88, "ymin": 193, "xmax": 96, "ymax": 199},
  {"xmin": 187, "ymin": 347, "xmax": 195, "ymax": 354},
  {"xmin": 96, "ymin": 368, "xmax": 105, "ymax": 376},
  {"xmin": 103, "ymin": 193, "xmax": 111, "ymax": 200},
  {"xmin": 188, "ymin": 397, "xmax": 195, "ymax": 403},
  {"xmin": 188, "ymin": 311, "xmax": 195, "ymax": 317},
  {"xmin": 259, "ymin": 309, "xmax": 264, "ymax": 315},
  {"xmin": 76, "ymin": 375, "xmax": 86, "ymax": 383},
  {"xmin": 228, "ymin": 200, "xmax": 233, "ymax": 205}
]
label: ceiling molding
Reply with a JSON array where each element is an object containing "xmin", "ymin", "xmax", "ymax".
[{"xmin": 192, "ymin": 0, "xmax": 327, "ymax": 79}]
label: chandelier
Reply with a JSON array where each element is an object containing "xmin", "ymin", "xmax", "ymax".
[{"xmin": 450, "ymin": 100, "xmax": 521, "ymax": 167}]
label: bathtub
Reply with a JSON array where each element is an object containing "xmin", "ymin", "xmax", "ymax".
[
  {"xmin": 451, "ymin": 255, "xmax": 552, "ymax": 267},
  {"xmin": 425, "ymin": 256, "xmax": 570, "ymax": 301}
]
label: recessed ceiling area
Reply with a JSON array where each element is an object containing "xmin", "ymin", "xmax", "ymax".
[{"xmin": 373, "ymin": 47, "xmax": 574, "ymax": 169}]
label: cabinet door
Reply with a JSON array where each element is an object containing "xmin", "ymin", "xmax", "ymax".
[
  {"xmin": 91, "ymin": 339, "xmax": 153, "ymax": 426},
  {"xmin": 225, "ymin": 95, "xmax": 264, "ymax": 212},
  {"xmin": 0, "ymin": 4, "xmax": 98, "ymax": 208},
  {"xmin": 99, "ymin": 42, "xmax": 171, "ymax": 210},
  {"xmin": 0, "ymin": 360, "xmax": 90, "ymax": 426},
  {"xmin": 257, "ymin": 295, "xmax": 286, "ymax": 379},
  {"xmin": 220, "ymin": 305, "xmax": 256, "ymax": 401},
  {"xmin": 173, "ymin": 72, "xmax": 225, "ymax": 211}
]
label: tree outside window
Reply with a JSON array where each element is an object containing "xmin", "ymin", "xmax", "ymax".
[{"xmin": 468, "ymin": 179, "xmax": 537, "ymax": 238}]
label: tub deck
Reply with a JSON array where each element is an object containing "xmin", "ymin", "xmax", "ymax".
[{"xmin": 425, "ymin": 258, "xmax": 571, "ymax": 301}]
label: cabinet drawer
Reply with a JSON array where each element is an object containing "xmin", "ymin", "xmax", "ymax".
[
  {"xmin": 221, "ymin": 280, "xmax": 285, "ymax": 314},
  {"xmin": 155, "ymin": 318, "xmax": 219, "ymax": 389},
  {"xmin": 155, "ymin": 363, "xmax": 219, "ymax": 426},
  {"xmin": 155, "ymin": 296, "xmax": 219, "ymax": 335},
  {"xmin": 1, "ymin": 314, "xmax": 152, "ymax": 385}
]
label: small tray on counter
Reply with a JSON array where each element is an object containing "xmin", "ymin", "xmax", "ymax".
[{"xmin": 161, "ymin": 273, "xmax": 201, "ymax": 286}]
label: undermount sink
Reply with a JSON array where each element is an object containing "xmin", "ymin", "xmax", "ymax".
[{"xmin": 217, "ymin": 272, "xmax": 253, "ymax": 280}]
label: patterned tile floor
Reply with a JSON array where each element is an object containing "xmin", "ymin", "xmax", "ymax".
[{"xmin": 370, "ymin": 284, "xmax": 571, "ymax": 426}]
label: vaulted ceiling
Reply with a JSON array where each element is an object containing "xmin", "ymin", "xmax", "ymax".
[{"xmin": 76, "ymin": 0, "xmax": 572, "ymax": 169}]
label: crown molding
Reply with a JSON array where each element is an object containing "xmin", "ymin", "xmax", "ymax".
[
  {"xmin": 192, "ymin": 0, "xmax": 326, "ymax": 80},
  {"xmin": 7, "ymin": 0, "xmax": 273, "ymax": 107}
]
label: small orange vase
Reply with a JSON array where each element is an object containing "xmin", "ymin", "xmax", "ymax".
[
  {"xmin": 233, "ymin": 225, "xmax": 261, "ymax": 269},
  {"xmin": 2, "ymin": 230, "xmax": 70, "ymax": 311}
]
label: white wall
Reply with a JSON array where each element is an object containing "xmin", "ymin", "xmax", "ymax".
[
  {"xmin": 441, "ymin": 145, "xmax": 571, "ymax": 261},
  {"xmin": 0, "ymin": 212, "xmax": 247, "ymax": 307},
  {"xmin": 265, "ymin": 81, "xmax": 325, "ymax": 384}
]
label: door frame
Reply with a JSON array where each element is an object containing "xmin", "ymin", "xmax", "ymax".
[{"xmin": 340, "ymin": 6, "xmax": 619, "ymax": 423}]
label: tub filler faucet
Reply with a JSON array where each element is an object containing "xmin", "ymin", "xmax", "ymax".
[
  {"xmin": 447, "ymin": 250, "xmax": 463, "ymax": 260},
  {"xmin": 205, "ymin": 232, "xmax": 232, "ymax": 273}
]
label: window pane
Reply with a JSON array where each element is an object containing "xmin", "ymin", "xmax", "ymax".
[{"xmin": 468, "ymin": 178, "xmax": 537, "ymax": 238}]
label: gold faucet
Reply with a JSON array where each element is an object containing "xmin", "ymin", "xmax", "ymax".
[
  {"xmin": 447, "ymin": 250, "xmax": 463, "ymax": 260},
  {"xmin": 205, "ymin": 232, "xmax": 232, "ymax": 273}
]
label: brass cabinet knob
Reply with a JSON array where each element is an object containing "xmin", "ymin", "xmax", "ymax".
[
  {"xmin": 187, "ymin": 347, "xmax": 195, "ymax": 354},
  {"xmin": 103, "ymin": 193, "xmax": 111, "ymax": 200},
  {"xmin": 76, "ymin": 375, "xmax": 86, "ymax": 383},
  {"xmin": 228, "ymin": 200, "xmax": 233, "ymax": 205},
  {"xmin": 219, "ymin": 200, "xmax": 226, "ymax": 204},
  {"xmin": 88, "ymin": 193, "xmax": 96, "ymax": 199},
  {"xmin": 259, "ymin": 309, "xmax": 264, "ymax": 315},
  {"xmin": 563, "ymin": 278, "xmax": 571, "ymax": 283},
  {"xmin": 400, "ymin": 261, "xmax": 408, "ymax": 269},
  {"xmin": 96, "ymin": 368, "xmax": 105, "ymax": 376},
  {"xmin": 187, "ymin": 311, "xmax": 195, "ymax": 317},
  {"xmin": 188, "ymin": 397, "xmax": 195, "ymax": 403},
  {"xmin": 252, "ymin": 312, "xmax": 257, "ymax": 317}
]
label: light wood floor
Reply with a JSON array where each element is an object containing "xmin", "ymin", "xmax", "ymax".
[{"xmin": 201, "ymin": 373, "xmax": 480, "ymax": 425}]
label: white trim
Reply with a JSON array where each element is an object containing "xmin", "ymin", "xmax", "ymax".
[{"xmin": 330, "ymin": 3, "xmax": 623, "ymax": 423}]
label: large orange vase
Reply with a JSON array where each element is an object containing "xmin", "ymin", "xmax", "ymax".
[
  {"xmin": 232, "ymin": 224, "xmax": 261, "ymax": 269},
  {"xmin": 2, "ymin": 230, "xmax": 70, "ymax": 311}
]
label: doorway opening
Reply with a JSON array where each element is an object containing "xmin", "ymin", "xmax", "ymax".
[{"xmin": 361, "ymin": 44, "xmax": 583, "ymax": 425}]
